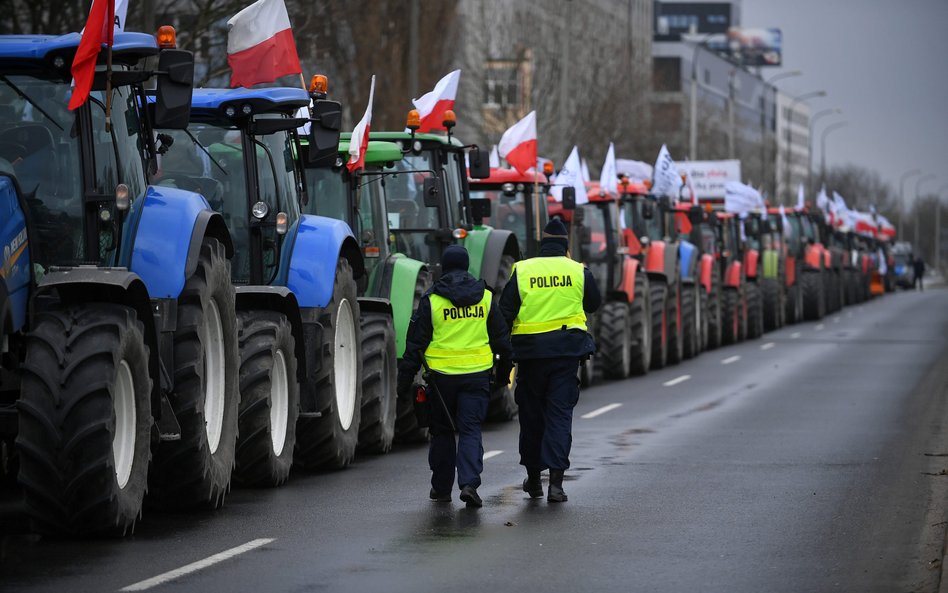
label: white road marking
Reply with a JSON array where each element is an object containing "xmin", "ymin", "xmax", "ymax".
[
  {"xmin": 833, "ymin": 316, "xmax": 841, "ymax": 323},
  {"xmin": 721, "ymin": 355, "xmax": 741, "ymax": 365},
  {"xmin": 663, "ymin": 375, "xmax": 691, "ymax": 387},
  {"xmin": 120, "ymin": 538, "xmax": 275, "ymax": 591},
  {"xmin": 846, "ymin": 312, "xmax": 853, "ymax": 318},
  {"xmin": 581, "ymin": 403, "xmax": 622, "ymax": 419},
  {"xmin": 483, "ymin": 450, "xmax": 503, "ymax": 460},
  {"xmin": 791, "ymin": 332, "xmax": 801, "ymax": 339},
  {"xmin": 815, "ymin": 324, "xmax": 825, "ymax": 330},
  {"xmin": 761, "ymin": 342, "xmax": 775, "ymax": 350}
]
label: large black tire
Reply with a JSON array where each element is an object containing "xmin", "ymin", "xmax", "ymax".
[
  {"xmin": 395, "ymin": 270, "xmax": 431, "ymax": 443},
  {"xmin": 234, "ymin": 311, "xmax": 299, "ymax": 488},
  {"xmin": 18, "ymin": 304, "xmax": 152, "ymax": 536},
  {"xmin": 579, "ymin": 355, "xmax": 596, "ymax": 389},
  {"xmin": 150, "ymin": 238, "xmax": 239, "ymax": 509},
  {"xmin": 487, "ymin": 254, "xmax": 517, "ymax": 421},
  {"xmin": 629, "ymin": 273, "xmax": 651, "ymax": 375},
  {"xmin": 802, "ymin": 270, "xmax": 825, "ymax": 321},
  {"xmin": 666, "ymin": 278, "xmax": 684, "ymax": 365},
  {"xmin": 295, "ymin": 258, "xmax": 363, "ymax": 470},
  {"xmin": 698, "ymin": 283, "xmax": 709, "ymax": 352},
  {"xmin": 762, "ymin": 278, "xmax": 781, "ymax": 332},
  {"xmin": 721, "ymin": 287, "xmax": 741, "ymax": 345},
  {"xmin": 706, "ymin": 272, "xmax": 723, "ymax": 350},
  {"xmin": 649, "ymin": 280, "xmax": 668, "ymax": 370},
  {"xmin": 745, "ymin": 282, "xmax": 764, "ymax": 339},
  {"xmin": 357, "ymin": 311, "xmax": 397, "ymax": 454},
  {"xmin": 682, "ymin": 281, "xmax": 699, "ymax": 360},
  {"xmin": 599, "ymin": 301, "xmax": 632, "ymax": 380}
]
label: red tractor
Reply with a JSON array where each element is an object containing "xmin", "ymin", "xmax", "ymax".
[
  {"xmin": 468, "ymin": 166, "xmax": 551, "ymax": 258},
  {"xmin": 769, "ymin": 207, "xmax": 805, "ymax": 325},
  {"xmin": 714, "ymin": 211, "xmax": 749, "ymax": 344},
  {"xmin": 792, "ymin": 208, "xmax": 831, "ymax": 321}
]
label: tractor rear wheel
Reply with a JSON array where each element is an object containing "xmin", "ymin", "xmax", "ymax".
[
  {"xmin": 487, "ymin": 255, "xmax": 518, "ymax": 421},
  {"xmin": 358, "ymin": 311, "xmax": 397, "ymax": 454},
  {"xmin": 746, "ymin": 282, "xmax": 764, "ymax": 339},
  {"xmin": 649, "ymin": 280, "xmax": 668, "ymax": 370},
  {"xmin": 762, "ymin": 278, "xmax": 780, "ymax": 332},
  {"xmin": 802, "ymin": 270, "xmax": 825, "ymax": 321},
  {"xmin": 666, "ymin": 279, "xmax": 684, "ymax": 365},
  {"xmin": 395, "ymin": 270, "xmax": 431, "ymax": 442},
  {"xmin": 682, "ymin": 281, "xmax": 699, "ymax": 360},
  {"xmin": 628, "ymin": 273, "xmax": 651, "ymax": 375},
  {"xmin": 706, "ymin": 272, "xmax": 723, "ymax": 350},
  {"xmin": 721, "ymin": 287, "xmax": 741, "ymax": 345},
  {"xmin": 599, "ymin": 301, "xmax": 632, "ymax": 380},
  {"xmin": 18, "ymin": 304, "xmax": 152, "ymax": 536}
]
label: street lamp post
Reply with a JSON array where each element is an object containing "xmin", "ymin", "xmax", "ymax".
[
  {"xmin": 784, "ymin": 90, "xmax": 826, "ymax": 203},
  {"xmin": 914, "ymin": 173, "xmax": 935, "ymax": 248},
  {"xmin": 728, "ymin": 68, "xmax": 737, "ymax": 159},
  {"xmin": 809, "ymin": 108, "xmax": 842, "ymax": 186},
  {"xmin": 936, "ymin": 184, "xmax": 948, "ymax": 272},
  {"xmin": 819, "ymin": 121, "xmax": 848, "ymax": 186},
  {"xmin": 899, "ymin": 169, "xmax": 922, "ymax": 239},
  {"xmin": 761, "ymin": 70, "xmax": 801, "ymax": 201}
]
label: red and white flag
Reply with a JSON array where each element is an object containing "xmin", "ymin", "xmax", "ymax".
[
  {"xmin": 226, "ymin": 0, "xmax": 301, "ymax": 89},
  {"xmin": 69, "ymin": 0, "xmax": 115, "ymax": 110},
  {"xmin": 497, "ymin": 111, "xmax": 536, "ymax": 175},
  {"xmin": 412, "ymin": 69, "xmax": 460, "ymax": 133},
  {"xmin": 348, "ymin": 76, "xmax": 376, "ymax": 173}
]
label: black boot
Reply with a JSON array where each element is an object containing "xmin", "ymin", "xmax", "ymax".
[
  {"xmin": 429, "ymin": 487, "xmax": 451, "ymax": 502},
  {"xmin": 548, "ymin": 469, "xmax": 567, "ymax": 503},
  {"xmin": 460, "ymin": 485, "xmax": 483, "ymax": 508},
  {"xmin": 522, "ymin": 469, "xmax": 543, "ymax": 498}
]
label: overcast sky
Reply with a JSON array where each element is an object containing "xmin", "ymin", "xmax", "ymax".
[{"xmin": 742, "ymin": 0, "xmax": 948, "ymax": 202}]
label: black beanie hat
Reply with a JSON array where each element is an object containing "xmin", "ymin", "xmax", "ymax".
[
  {"xmin": 442, "ymin": 245, "xmax": 470, "ymax": 273},
  {"xmin": 541, "ymin": 218, "xmax": 569, "ymax": 250}
]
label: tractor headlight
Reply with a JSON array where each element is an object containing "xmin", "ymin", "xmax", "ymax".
[{"xmin": 251, "ymin": 201, "xmax": 269, "ymax": 220}]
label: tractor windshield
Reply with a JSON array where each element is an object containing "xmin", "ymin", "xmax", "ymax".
[
  {"xmin": 621, "ymin": 196, "xmax": 664, "ymax": 241},
  {"xmin": 569, "ymin": 202, "xmax": 611, "ymax": 297},
  {"xmin": 304, "ymin": 165, "xmax": 349, "ymax": 221},
  {"xmin": 469, "ymin": 185, "xmax": 549, "ymax": 253},
  {"xmin": 382, "ymin": 152, "xmax": 442, "ymax": 264}
]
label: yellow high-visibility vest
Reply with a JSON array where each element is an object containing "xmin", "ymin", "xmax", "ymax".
[
  {"xmin": 424, "ymin": 291, "xmax": 494, "ymax": 374},
  {"xmin": 511, "ymin": 256, "xmax": 587, "ymax": 335}
]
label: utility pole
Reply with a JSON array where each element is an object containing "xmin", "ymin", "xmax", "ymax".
[
  {"xmin": 727, "ymin": 68, "xmax": 737, "ymax": 159},
  {"xmin": 819, "ymin": 121, "xmax": 847, "ymax": 187},
  {"xmin": 899, "ymin": 170, "xmax": 922, "ymax": 239},
  {"xmin": 408, "ymin": 0, "xmax": 420, "ymax": 98},
  {"xmin": 914, "ymin": 174, "xmax": 935, "ymax": 249}
]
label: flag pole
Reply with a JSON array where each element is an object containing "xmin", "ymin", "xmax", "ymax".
[{"xmin": 299, "ymin": 73, "xmax": 307, "ymax": 92}]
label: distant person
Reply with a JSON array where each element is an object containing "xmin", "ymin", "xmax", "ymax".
[
  {"xmin": 397, "ymin": 245, "xmax": 512, "ymax": 508},
  {"xmin": 913, "ymin": 255, "xmax": 926, "ymax": 291}
]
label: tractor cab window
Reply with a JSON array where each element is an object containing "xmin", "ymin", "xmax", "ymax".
[
  {"xmin": 743, "ymin": 216, "xmax": 761, "ymax": 251},
  {"xmin": 382, "ymin": 151, "xmax": 442, "ymax": 264},
  {"xmin": 357, "ymin": 168, "xmax": 389, "ymax": 291},
  {"xmin": 570, "ymin": 202, "xmax": 612, "ymax": 297},
  {"xmin": 303, "ymin": 165, "xmax": 349, "ymax": 221},
  {"xmin": 470, "ymin": 184, "xmax": 549, "ymax": 256},
  {"xmin": 253, "ymin": 128, "xmax": 302, "ymax": 282},
  {"xmin": 443, "ymin": 149, "xmax": 465, "ymax": 227}
]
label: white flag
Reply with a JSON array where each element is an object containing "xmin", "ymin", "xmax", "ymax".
[
  {"xmin": 489, "ymin": 145, "xmax": 500, "ymax": 168},
  {"xmin": 581, "ymin": 158, "xmax": 591, "ymax": 183},
  {"xmin": 724, "ymin": 181, "xmax": 763, "ymax": 215},
  {"xmin": 551, "ymin": 146, "xmax": 588, "ymax": 205},
  {"xmin": 599, "ymin": 142, "xmax": 617, "ymax": 195},
  {"xmin": 616, "ymin": 158, "xmax": 653, "ymax": 184},
  {"xmin": 652, "ymin": 144, "xmax": 682, "ymax": 200},
  {"xmin": 796, "ymin": 183, "xmax": 805, "ymax": 210},
  {"xmin": 816, "ymin": 185, "xmax": 830, "ymax": 212},
  {"xmin": 115, "ymin": 0, "xmax": 129, "ymax": 31},
  {"xmin": 779, "ymin": 205, "xmax": 792, "ymax": 237}
]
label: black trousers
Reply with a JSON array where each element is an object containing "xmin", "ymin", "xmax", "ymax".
[
  {"xmin": 428, "ymin": 370, "xmax": 490, "ymax": 493},
  {"xmin": 515, "ymin": 358, "xmax": 580, "ymax": 472}
]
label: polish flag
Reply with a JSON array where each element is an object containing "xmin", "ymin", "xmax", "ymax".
[
  {"xmin": 497, "ymin": 111, "xmax": 536, "ymax": 175},
  {"xmin": 348, "ymin": 76, "xmax": 376, "ymax": 173},
  {"xmin": 227, "ymin": 0, "xmax": 301, "ymax": 89},
  {"xmin": 69, "ymin": 0, "xmax": 115, "ymax": 110},
  {"xmin": 412, "ymin": 70, "xmax": 460, "ymax": 133}
]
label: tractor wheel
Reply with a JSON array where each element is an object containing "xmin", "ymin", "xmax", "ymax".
[
  {"xmin": 234, "ymin": 311, "xmax": 299, "ymax": 488},
  {"xmin": 682, "ymin": 281, "xmax": 699, "ymax": 359},
  {"xmin": 721, "ymin": 287, "xmax": 741, "ymax": 345},
  {"xmin": 628, "ymin": 272, "xmax": 651, "ymax": 375},
  {"xmin": 706, "ymin": 272, "xmax": 723, "ymax": 350},
  {"xmin": 357, "ymin": 311, "xmax": 398, "ymax": 454},
  {"xmin": 666, "ymin": 279, "xmax": 684, "ymax": 365},
  {"xmin": 395, "ymin": 270, "xmax": 432, "ymax": 442},
  {"xmin": 599, "ymin": 301, "xmax": 632, "ymax": 380},
  {"xmin": 762, "ymin": 278, "xmax": 781, "ymax": 332},
  {"xmin": 802, "ymin": 270, "xmax": 825, "ymax": 321},
  {"xmin": 649, "ymin": 280, "xmax": 668, "ymax": 370},
  {"xmin": 579, "ymin": 356, "xmax": 596, "ymax": 388},
  {"xmin": 296, "ymin": 258, "xmax": 362, "ymax": 470},
  {"xmin": 17, "ymin": 304, "xmax": 152, "ymax": 536},
  {"xmin": 150, "ymin": 238, "xmax": 239, "ymax": 509},
  {"xmin": 698, "ymin": 283, "xmax": 709, "ymax": 352},
  {"xmin": 487, "ymin": 254, "xmax": 518, "ymax": 421},
  {"xmin": 746, "ymin": 282, "xmax": 764, "ymax": 339}
]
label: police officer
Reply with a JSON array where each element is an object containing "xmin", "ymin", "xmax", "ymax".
[
  {"xmin": 397, "ymin": 245, "xmax": 512, "ymax": 508},
  {"xmin": 500, "ymin": 218, "xmax": 600, "ymax": 502}
]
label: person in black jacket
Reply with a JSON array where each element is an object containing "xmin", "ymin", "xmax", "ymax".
[
  {"xmin": 499, "ymin": 218, "xmax": 600, "ymax": 502},
  {"xmin": 397, "ymin": 245, "xmax": 512, "ymax": 507}
]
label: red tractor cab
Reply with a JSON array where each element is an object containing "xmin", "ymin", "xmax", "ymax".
[{"xmin": 468, "ymin": 167, "xmax": 551, "ymax": 258}]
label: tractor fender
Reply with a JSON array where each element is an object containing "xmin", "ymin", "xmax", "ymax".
[
  {"xmin": 725, "ymin": 260, "xmax": 743, "ymax": 289},
  {"xmin": 385, "ymin": 255, "xmax": 428, "ymax": 358},
  {"xmin": 35, "ymin": 269, "xmax": 160, "ymax": 417},
  {"xmin": 678, "ymin": 240, "xmax": 698, "ymax": 281},
  {"xmin": 235, "ymin": 286, "xmax": 306, "ymax": 383},
  {"xmin": 786, "ymin": 256, "xmax": 797, "ymax": 287},
  {"xmin": 744, "ymin": 249, "xmax": 760, "ymax": 280},
  {"xmin": 130, "ymin": 185, "xmax": 233, "ymax": 299},
  {"xmin": 1, "ymin": 175, "xmax": 31, "ymax": 333},
  {"xmin": 285, "ymin": 214, "xmax": 363, "ymax": 308},
  {"xmin": 699, "ymin": 254, "xmax": 715, "ymax": 294},
  {"xmin": 823, "ymin": 250, "xmax": 832, "ymax": 269},
  {"xmin": 618, "ymin": 257, "xmax": 641, "ymax": 303},
  {"xmin": 804, "ymin": 244, "xmax": 823, "ymax": 271},
  {"xmin": 645, "ymin": 239, "xmax": 667, "ymax": 279},
  {"xmin": 471, "ymin": 228, "xmax": 519, "ymax": 291}
]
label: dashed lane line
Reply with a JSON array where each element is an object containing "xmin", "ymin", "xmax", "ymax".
[
  {"xmin": 663, "ymin": 375, "xmax": 691, "ymax": 387},
  {"xmin": 815, "ymin": 324, "xmax": 825, "ymax": 330},
  {"xmin": 834, "ymin": 316, "xmax": 841, "ymax": 323},
  {"xmin": 483, "ymin": 450, "xmax": 504, "ymax": 460},
  {"xmin": 791, "ymin": 332, "xmax": 801, "ymax": 339},
  {"xmin": 721, "ymin": 355, "xmax": 741, "ymax": 365},
  {"xmin": 761, "ymin": 342, "xmax": 775, "ymax": 350},
  {"xmin": 120, "ymin": 538, "xmax": 276, "ymax": 591},
  {"xmin": 581, "ymin": 403, "xmax": 623, "ymax": 419}
]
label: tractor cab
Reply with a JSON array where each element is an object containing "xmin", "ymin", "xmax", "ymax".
[{"xmin": 467, "ymin": 167, "xmax": 551, "ymax": 258}]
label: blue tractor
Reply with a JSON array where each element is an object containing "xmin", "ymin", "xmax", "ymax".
[
  {"xmin": 157, "ymin": 87, "xmax": 368, "ymax": 477},
  {"xmin": 0, "ymin": 32, "xmax": 240, "ymax": 535}
]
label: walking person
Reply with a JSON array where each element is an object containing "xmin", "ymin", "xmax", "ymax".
[
  {"xmin": 397, "ymin": 245, "xmax": 512, "ymax": 508},
  {"xmin": 499, "ymin": 218, "xmax": 601, "ymax": 502},
  {"xmin": 913, "ymin": 254, "xmax": 926, "ymax": 291}
]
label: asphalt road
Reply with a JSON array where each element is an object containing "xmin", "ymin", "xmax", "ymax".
[{"xmin": 2, "ymin": 287, "xmax": 948, "ymax": 593}]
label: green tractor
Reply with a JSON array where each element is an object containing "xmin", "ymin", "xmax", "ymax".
[{"xmin": 368, "ymin": 118, "xmax": 520, "ymax": 421}]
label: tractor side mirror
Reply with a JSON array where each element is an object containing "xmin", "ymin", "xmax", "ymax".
[
  {"xmin": 642, "ymin": 201, "xmax": 654, "ymax": 220},
  {"xmin": 307, "ymin": 99, "xmax": 342, "ymax": 166},
  {"xmin": 470, "ymin": 197, "xmax": 491, "ymax": 225},
  {"xmin": 468, "ymin": 145, "xmax": 490, "ymax": 179},
  {"xmin": 561, "ymin": 186, "xmax": 576, "ymax": 210},
  {"xmin": 154, "ymin": 49, "xmax": 194, "ymax": 130},
  {"xmin": 423, "ymin": 176, "xmax": 443, "ymax": 207}
]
